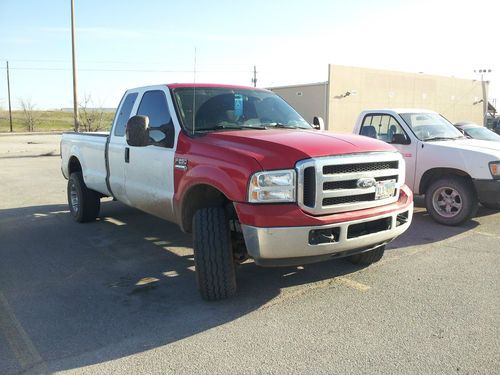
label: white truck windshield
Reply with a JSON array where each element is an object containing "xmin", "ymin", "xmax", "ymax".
[{"xmin": 400, "ymin": 113, "xmax": 464, "ymax": 141}]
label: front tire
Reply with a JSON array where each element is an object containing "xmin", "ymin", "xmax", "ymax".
[
  {"xmin": 348, "ymin": 245, "xmax": 385, "ymax": 265},
  {"xmin": 425, "ymin": 176, "xmax": 477, "ymax": 226},
  {"xmin": 67, "ymin": 172, "xmax": 100, "ymax": 223},
  {"xmin": 193, "ymin": 207, "xmax": 237, "ymax": 301}
]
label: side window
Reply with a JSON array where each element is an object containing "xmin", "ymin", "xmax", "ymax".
[
  {"xmin": 360, "ymin": 114, "xmax": 410, "ymax": 144},
  {"xmin": 114, "ymin": 92, "xmax": 138, "ymax": 137},
  {"xmin": 137, "ymin": 90, "xmax": 172, "ymax": 129},
  {"xmin": 360, "ymin": 115, "xmax": 378, "ymax": 139}
]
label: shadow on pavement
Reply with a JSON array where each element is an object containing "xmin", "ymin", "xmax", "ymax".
[
  {"xmin": 387, "ymin": 195, "xmax": 498, "ymax": 251},
  {"xmin": 0, "ymin": 201, "xmax": 363, "ymax": 374},
  {"xmin": 0, "ymin": 199, "xmax": 496, "ymax": 373}
]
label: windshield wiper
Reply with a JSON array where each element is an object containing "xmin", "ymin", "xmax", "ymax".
[
  {"xmin": 262, "ymin": 122, "xmax": 301, "ymax": 129},
  {"xmin": 196, "ymin": 124, "xmax": 267, "ymax": 132},
  {"xmin": 424, "ymin": 136, "xmax": 464, "ymax": 142}
]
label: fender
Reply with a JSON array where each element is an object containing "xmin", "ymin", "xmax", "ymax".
[
  {"xmin": 174, "ymin": 164, "xmax": 251, "ymax": 224},
  {"xmin": 68, "ymin": 145, "xmax": 84, "ymax": 177}
]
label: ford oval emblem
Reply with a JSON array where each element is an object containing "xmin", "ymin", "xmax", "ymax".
[{"xmin": 357, "ymin": 177, "xmax": 376, "ymax": 189}]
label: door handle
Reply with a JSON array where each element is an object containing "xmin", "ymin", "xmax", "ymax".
[{"xmin": 125, "ymin": 147, "xmax": 130, "ymax": 163}]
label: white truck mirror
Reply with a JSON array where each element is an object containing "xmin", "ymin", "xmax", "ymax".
[{"xmin": 313, "ymin": 116, "xmax": 325, "ymax": 130}]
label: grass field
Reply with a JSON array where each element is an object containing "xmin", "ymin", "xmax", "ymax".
[{"xmin": 0, "ymin": 110, "xmax": 115, "ymax": 133}]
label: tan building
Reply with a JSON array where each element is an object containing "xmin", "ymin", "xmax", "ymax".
[{"xmin": 270, "ymin": 64, "xmax": 486, "ymax": 133}]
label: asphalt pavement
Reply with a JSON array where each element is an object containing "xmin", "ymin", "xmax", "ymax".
[{"xmin": 0, "ymin": 134, "xmax": 498, "ymax": 374}]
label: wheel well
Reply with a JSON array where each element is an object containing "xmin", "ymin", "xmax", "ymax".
[
  {"xmin": 419, "ymin": 168, "xmax": 471, "ymax": 194},
  {"xmin": 68, "ymin": 156, "xmax": 82, "ymax": 175},
  {"xmin": 181, "ymin": 184, "xmax": 232, "ymax": 233}
]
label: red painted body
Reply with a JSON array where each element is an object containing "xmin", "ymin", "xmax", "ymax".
[
  {"xmin": 235, "ymin": 185, "xmax": 413, "ymax": 227},
  {"xmin": 173, "ymin": 125, "xmax": 408, "ymax": 228}
]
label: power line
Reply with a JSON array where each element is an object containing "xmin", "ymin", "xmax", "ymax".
[{"xmin": 0, "ymin": 66, "xmax": 252, "ymax": 73}]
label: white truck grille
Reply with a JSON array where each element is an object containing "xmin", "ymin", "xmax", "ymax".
[{"xmin": 296, "ymin": 152, "xmax": 404, "ymax": 215}]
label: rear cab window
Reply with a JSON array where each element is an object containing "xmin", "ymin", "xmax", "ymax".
[{"xmin": 113, "ymin": 92, "xmax": 138, "ymax": 137}]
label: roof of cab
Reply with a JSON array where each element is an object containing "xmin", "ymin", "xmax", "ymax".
[
  {"xmin": 361, "ymin": 108, "xmax": 438, "ymax": 114},
  {"xmin": 167, "ymin": 83, "xmax": 270, "ymax": 91},
  {"xmin": 124, "ymin": 83, "xmax": 271, "ymax": 93}
]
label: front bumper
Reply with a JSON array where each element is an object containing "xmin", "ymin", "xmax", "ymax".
[
  {"xmin": 473, "ymin": 179, "xmax": 500, "ymax": 205},
  {"xmin": 241, "ymin": 203, "xmax": 413, "ymax": 267}
]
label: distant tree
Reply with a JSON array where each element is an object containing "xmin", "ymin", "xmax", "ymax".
[
  {"xmin": 79, "ymin": 95, "xmax": 105, "ymax": 132},
  {"xmin": 20, "ymin": 98, "xmax": 39, "ymax": 132}
]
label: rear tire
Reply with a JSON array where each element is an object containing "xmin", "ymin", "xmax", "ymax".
[
  {"xmin": 425, "ymin": 176, "xmax": 477, "ymax": 226},
  {"xmin": 67, "ymin": 172, "xmax": 100, "ymax": 223},
  {"xmin": 193, "ymin": 207, "xmax": 237, "ymax": 301},
  {"xmin": 348, "ymin": 245, "xmax": 385, "ymax": 265}
]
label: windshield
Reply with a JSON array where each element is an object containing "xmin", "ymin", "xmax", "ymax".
[
  {"xmin": 400, "ymin": 113, "xmax": 464, "ymax": 141},
  {"xmin": 465, "ymin": 127, "xmax": 500, "ymax": 142},
  {"xmin": 171, "ymin": 87, "xmax": 311, "ymax": 133}
]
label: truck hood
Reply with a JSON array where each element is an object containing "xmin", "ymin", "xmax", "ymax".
[
  {"xmin": 204, "ymin": 129, "xmax": 396, "ymax": 169},
  {"xmin": 428, "ymin": 138, "xmax": 500, "ymax": 156}
]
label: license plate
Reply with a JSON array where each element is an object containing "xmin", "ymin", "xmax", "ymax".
[{"xmin": 375, "ymin": 180, "xmax": 396, "ymax": 200}]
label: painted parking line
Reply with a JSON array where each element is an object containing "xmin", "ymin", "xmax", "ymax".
[
  {"xmin": 259, "ymin": 275, "xmax": 371, "ymax": 310},
  {"xmin": 335, "ymin": 276, "xmax": 371, "ymax": 292},
  {"xmin": 475, "ymin": 231, "xmax": 500, "ymax": 239},
  {"xmin": 0, "ymin": 291, "xmax": 42, "ymax": 371}
]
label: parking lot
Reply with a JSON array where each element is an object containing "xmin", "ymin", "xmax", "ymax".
[{"xmin": 0, "ymin": 134, "xmax": 499, "ymax": 374}]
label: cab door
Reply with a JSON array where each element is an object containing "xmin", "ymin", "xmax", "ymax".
[
  {"xmin": 359, "ymin": 113, "xmax": 418, "ymax": 190},
  {"xmin": 107, "ymin": 91, "xmax": 139, "ymax": 205},
  {"xmin": 124, "ymin": 87, "xmax": 179, "ymax": 222}
]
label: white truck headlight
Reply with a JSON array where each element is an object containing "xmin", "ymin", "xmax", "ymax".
[
  {"xmin": 489, "ymin": 161, "xmax": 500, "ymax": 179},
  {"xmin": 398, "ymin": 155, "xmax": 406, "ymax": 185},
  {"xmin": 248, "ymin": 170, "xmax": 296, "ymax": 203}
]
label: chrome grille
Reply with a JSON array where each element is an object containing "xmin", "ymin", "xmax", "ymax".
[{"xmin": 297, "ymin": 152, "xmax": 404, "ymax": 215}]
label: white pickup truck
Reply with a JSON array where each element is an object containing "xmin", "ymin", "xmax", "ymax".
[{"xmin": 353, "ymin": 109, "xmax": 500, "ymax": 225}]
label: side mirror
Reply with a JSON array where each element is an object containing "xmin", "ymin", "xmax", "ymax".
[
  {"xmin": 391, "ymin": 133, "xmax": 411, "ymax": 145},
  {"xmin": 126, "ymin": 115, "xmax": 150, "ymax": 147},
  {"xmin": 312, "ymin": 116, "xmax": 325, "ymax": 130}
]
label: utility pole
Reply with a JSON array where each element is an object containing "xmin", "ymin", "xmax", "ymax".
[
  {"xmin": 71, "ymin": 0, "xmax": 80, "ymax": 132},
  {"xmin": 475, "ymin": 68, "xmax": 491, "ymax": 127},
  {"xmin": 251, "ymin": 65, "xmax": 257, "ymax": 87},
  {"xmin": 6, "ymin": 61, "xmax": 13, "ymax": 132}
]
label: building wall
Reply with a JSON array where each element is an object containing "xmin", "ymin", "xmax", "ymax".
[
  {"xmin": 269, "ymin": 82, "xmax": 328, "ymax": 125},
  {"xmin": 328, "ymin": 64, "xmax": 485, "ymax": 133}
]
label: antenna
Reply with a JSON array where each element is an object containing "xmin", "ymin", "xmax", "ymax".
[
  {"xmin": 192, "ymin": 47, "xmax": 197, "ymax": 135},
  {"xmin": 252, "ymin": 65, "xmax": 257, "ymax": 87}
]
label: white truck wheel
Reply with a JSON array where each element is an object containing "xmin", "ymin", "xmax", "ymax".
[{"xmin": 425, "ymin": 176, "xmax": 477, "ymax": 226}]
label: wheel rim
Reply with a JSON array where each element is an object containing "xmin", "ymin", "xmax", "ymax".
[
  {"xmin": 69, "ymin": 180, "xmax": 79, "ymax": 213},
  {"xmin": 432, "ymin": 186, "xmax": 463, "ymax": 218}
]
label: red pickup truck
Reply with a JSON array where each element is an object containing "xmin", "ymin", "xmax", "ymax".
[{"xmin": 61, "ymin": 84, "xmax": 413, "ymax": 300}]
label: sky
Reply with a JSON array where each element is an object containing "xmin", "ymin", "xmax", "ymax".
[{"xmin": 0, "ymin": 0, "xmax": 498, "ymax": 110}]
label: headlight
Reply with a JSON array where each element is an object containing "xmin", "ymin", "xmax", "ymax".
[
  {"xmin": 489, "ymin": 161, "xmax": 500, "ymax": 179},
  {"xmin": 398, "ymin": 154, "xmax": 406, "ymax": 185},
  {"xmin": 248, "ymin": 170, "xmax": 296, "ymax": 203}
]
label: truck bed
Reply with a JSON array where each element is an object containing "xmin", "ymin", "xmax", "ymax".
[{"xmin": 60, "ymin": 132, "xmax": 111, "ymax": 196}]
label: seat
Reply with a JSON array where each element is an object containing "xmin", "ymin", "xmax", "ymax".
[
  {"xmin": 361, "ymin": 125, "xmax": 377, "ymax": 139},
  {"xmin": 388, "ymin": 125, "xmax": 397, "ymax": 142}
]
